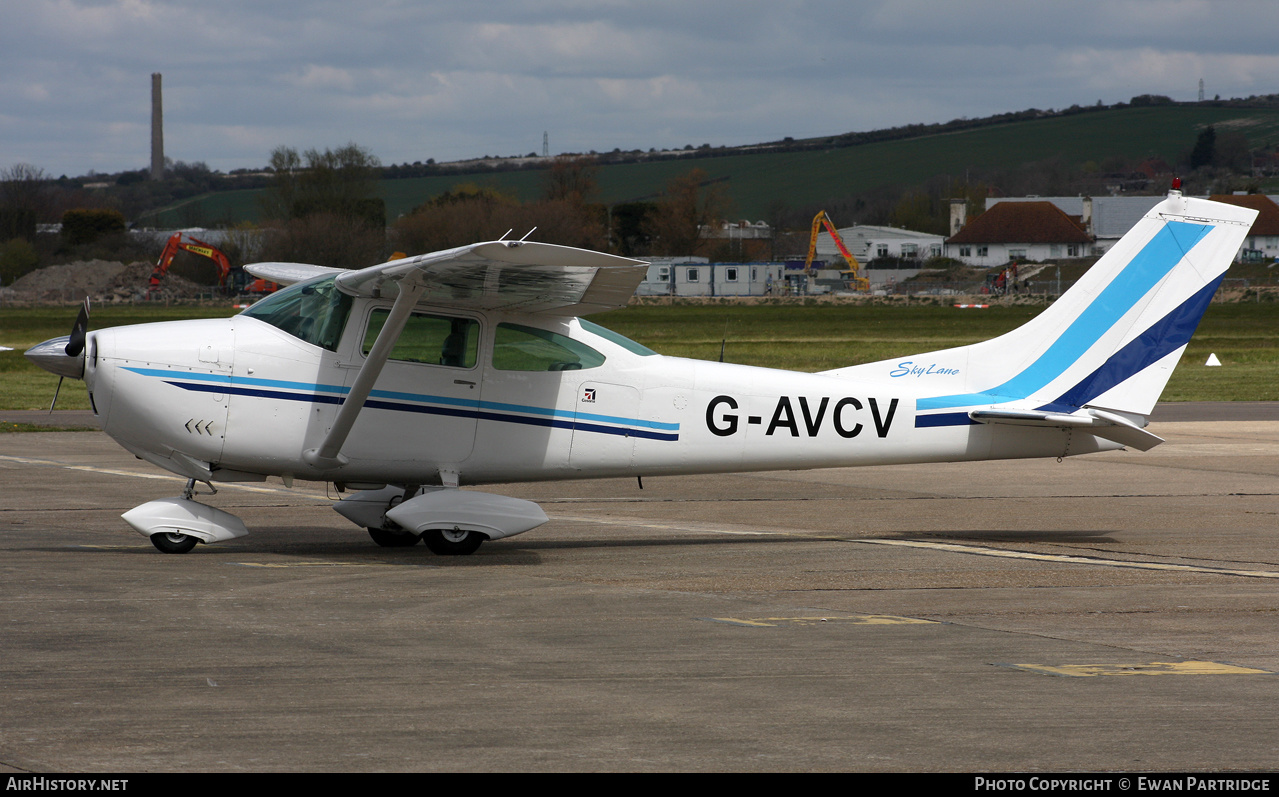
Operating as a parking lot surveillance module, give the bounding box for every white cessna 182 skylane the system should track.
[26,191,1256,555]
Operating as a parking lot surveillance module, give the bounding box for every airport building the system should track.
[813,224,944,264]
[945,201,1094,267]
[636,258,790,297]
[958,194,1279,263]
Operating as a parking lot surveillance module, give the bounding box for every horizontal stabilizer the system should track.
[969,408,1164,451]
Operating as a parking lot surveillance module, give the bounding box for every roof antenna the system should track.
[498,229,513,241]
[518,227,538,242]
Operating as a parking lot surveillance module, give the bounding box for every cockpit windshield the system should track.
[578,318,657,356]
[239,275,353,352]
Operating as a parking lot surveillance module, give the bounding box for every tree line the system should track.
[254,144,730,270]
[0,144,731,284]
[1,110,1274,286]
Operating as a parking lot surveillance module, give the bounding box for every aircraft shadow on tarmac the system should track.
[56,526,1115,566]
[67,525,814,566]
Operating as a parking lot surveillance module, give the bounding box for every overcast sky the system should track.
[4,0,1278,178]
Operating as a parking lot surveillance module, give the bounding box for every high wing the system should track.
[339,240,648,315]
[248,241,648,316]
[259,240,648,470]
[243,262,346,286]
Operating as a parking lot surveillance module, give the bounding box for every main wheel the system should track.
[367,527,421,547]
[150,531,198,554]
[422,528,485,556]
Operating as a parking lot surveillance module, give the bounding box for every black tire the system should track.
[150,531,198,554]
[422,528,485,555]
[367,527,421,547]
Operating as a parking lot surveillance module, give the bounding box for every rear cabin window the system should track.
[240,275,352,352]
[363,309,479,369]
[492,323,605,371]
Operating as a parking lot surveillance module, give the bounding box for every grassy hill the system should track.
[142,104,1279,228]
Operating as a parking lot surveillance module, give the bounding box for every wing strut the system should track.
[303,281,425,470]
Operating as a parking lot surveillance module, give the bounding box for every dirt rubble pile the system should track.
[3,260,208,305]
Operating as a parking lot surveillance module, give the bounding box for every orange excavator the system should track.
[803,211,870,292]
[149,232,277,295]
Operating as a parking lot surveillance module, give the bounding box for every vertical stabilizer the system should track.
[825,193,1256,420]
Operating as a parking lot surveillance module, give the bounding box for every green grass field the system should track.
[3,300,1276,415]
[596,301,1279,402]
[142,104,1279,226]
[1,306,240,411]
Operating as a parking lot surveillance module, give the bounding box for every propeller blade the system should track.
[65,298,89,357]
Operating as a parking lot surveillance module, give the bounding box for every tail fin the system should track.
[828,193,1256,421]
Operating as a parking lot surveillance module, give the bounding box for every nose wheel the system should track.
[124,492,249,553]
[150,531,199,554]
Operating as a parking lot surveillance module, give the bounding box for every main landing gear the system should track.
[421,528,485,556]
[366,527,422,548]
[335,485,547,556]
[365,525,485,554]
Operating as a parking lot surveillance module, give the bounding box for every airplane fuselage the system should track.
[84,295,1110,492]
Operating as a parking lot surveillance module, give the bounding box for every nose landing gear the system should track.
[150,531,199,554]
[122,480,249,554]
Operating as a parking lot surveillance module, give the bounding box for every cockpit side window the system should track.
[240,275,353,352]
[492,323,605,371]
[363,309,479,369]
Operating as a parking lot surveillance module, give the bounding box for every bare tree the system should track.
[393,190,606,255]
[262,143,382,225]
[258,212,386,270]
[643,168,729,256]
[1,163,54,225]
[259,143,387,267]
[542,156,599,205]
[261,147,302,222]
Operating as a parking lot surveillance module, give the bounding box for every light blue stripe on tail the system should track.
[917,220,1212,412]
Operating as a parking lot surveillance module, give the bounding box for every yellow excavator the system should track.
[803,211,869,292]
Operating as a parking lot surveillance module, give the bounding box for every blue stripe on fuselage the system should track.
[125,367,679,440]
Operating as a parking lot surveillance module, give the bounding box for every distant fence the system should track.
[874,277,1277,301]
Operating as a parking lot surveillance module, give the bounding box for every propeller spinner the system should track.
[25,298,90,381]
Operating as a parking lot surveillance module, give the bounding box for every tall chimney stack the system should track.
[150,72,164,180]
